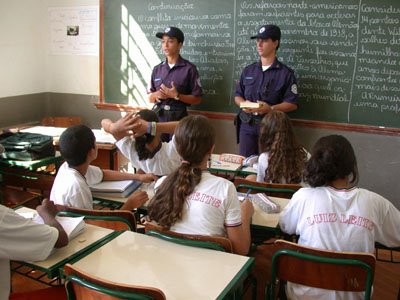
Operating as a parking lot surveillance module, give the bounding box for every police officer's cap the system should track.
[156,27,184,43]
[250,25,281,40]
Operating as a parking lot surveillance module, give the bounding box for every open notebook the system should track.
[16,207,86,241]
[33,214,86,241]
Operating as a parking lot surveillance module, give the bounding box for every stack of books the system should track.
[89,180,142,198]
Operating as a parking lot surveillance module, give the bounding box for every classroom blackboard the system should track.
[102,0,400,129]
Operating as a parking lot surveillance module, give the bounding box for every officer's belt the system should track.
[157,104,187,112]
[239,111,263,125]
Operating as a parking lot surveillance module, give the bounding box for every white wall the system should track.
[0,0,99,99]
[0,0,46,98]
[44,0,99,95]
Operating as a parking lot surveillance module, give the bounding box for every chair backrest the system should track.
[41,116,82,127]
[234,178,301,199]
[144,222,233,253]
[64,263,166,300]
[57,206,137,231]
[267,239,376,300]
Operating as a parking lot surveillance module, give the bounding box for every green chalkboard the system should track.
[102,0,400,129]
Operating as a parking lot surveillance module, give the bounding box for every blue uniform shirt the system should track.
[235,58,298,106]
[149,56,202,109]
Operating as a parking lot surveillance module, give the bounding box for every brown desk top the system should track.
[0,186,41,208]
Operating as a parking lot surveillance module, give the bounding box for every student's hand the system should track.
[240,198,254,223]
[137,173,158,183]
[130,118,149,138]
[122,191,149,210]
[37,199,59,221]
[111,112,141,135]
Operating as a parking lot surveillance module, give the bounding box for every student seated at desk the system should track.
[0,199,68,299]
[279,135,400,300]
[146,115,254,255]
[51,125,156,210]
[246,110,308,184]
[102,109,181,176]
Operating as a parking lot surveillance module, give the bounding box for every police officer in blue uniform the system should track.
[235,24,298,157]
[148,27,202,141]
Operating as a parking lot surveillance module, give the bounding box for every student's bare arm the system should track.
[37,199,68,248]
[102,169,158,183]
[121,191,149,210]
[226,199,253,255]
[131,119,179,137]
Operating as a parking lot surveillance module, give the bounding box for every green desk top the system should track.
[0,154,63,171]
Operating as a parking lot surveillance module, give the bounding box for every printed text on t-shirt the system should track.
[187,192,222,208]
[306,213,374,231]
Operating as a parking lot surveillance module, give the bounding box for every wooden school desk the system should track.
[0,186,41,209]
[20,126,120,170]
[12,207,119,284]
[0,152,64,172]
[71,231,254,300]
[250,196,290,243]
[208,154,242,179]
[208,154,259,179]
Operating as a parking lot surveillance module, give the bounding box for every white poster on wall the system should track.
[49,6,99,55]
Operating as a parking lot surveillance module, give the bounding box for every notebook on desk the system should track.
[209,153,244,172]
[16,207,86,241]
[90,180,142,198]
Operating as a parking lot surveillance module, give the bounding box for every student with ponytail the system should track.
[147,115,254,255]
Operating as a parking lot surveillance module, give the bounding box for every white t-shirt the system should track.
[256,152,271,182]
[155,172,242,236]
[0,205,58,299]
[115,135,181,176]
[50,162,103,209]
[279,186,400,300]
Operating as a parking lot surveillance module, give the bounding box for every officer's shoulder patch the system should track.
[291,84,298,95]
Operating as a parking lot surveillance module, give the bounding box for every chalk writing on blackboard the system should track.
[103,0,400,128]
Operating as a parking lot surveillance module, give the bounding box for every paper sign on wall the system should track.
[49,6,99,55]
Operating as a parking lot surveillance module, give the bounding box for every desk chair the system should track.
[41,116,82,127]
[234,178,301,199]
[57,207,137,232]
[64,263,166,300]
[375,242,400,263]
[266,239,376,300]
[145,222,233,252]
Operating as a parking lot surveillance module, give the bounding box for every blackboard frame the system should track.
[96,0,400,135]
